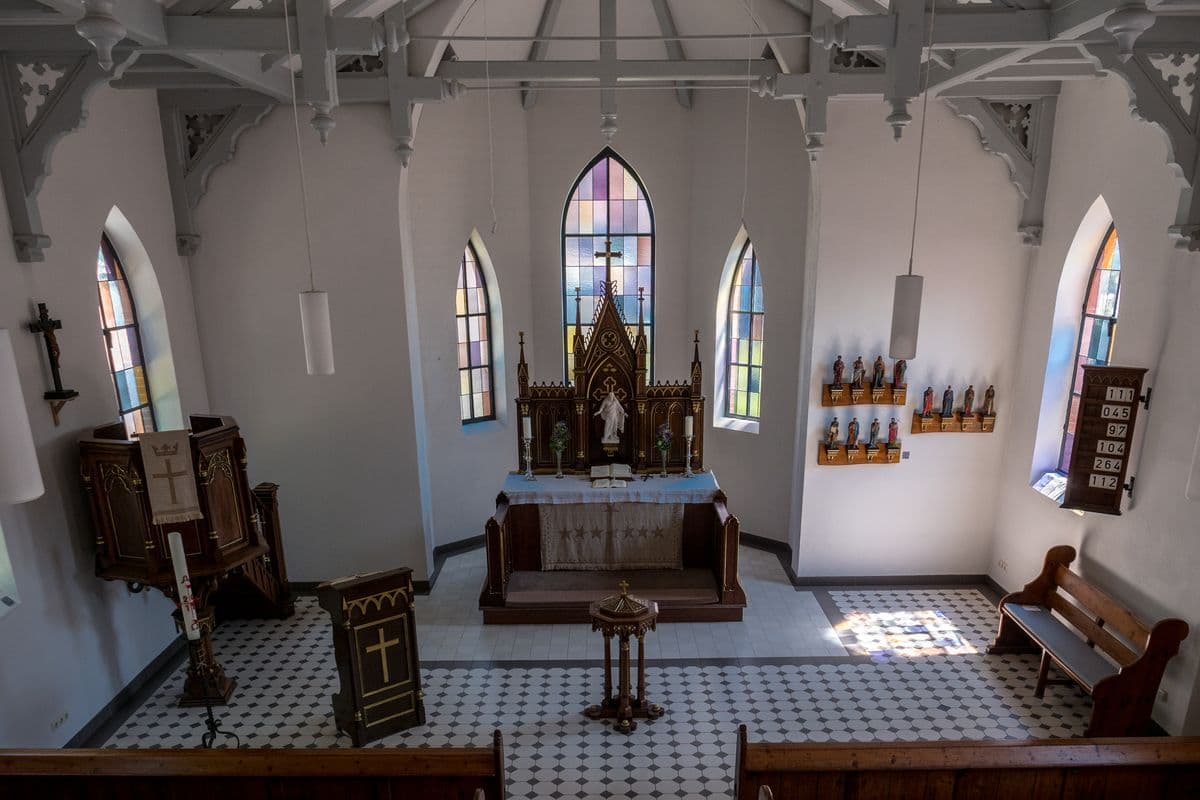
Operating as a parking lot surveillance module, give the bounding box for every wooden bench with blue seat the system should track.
[988,545,1189,737]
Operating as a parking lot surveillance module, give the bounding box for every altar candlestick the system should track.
[522,416,532,436]
[167,531,200,641]
[684,416,694,437]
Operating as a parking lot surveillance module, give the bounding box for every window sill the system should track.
[713,416,759,435]
[1030,471,1086,516]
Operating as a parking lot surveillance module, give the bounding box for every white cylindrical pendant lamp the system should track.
[299,290,335,375]
[888,274,924,360]
[0,329,44,504]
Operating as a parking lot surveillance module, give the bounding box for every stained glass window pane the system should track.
[455,243,496,423]
[725,241,765,421]
[96,235,155,433]
[563,151,654,380]
[1058,226,1120,472]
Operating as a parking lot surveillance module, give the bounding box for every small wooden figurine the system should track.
[982,384,995,416]
[846,418,859,448]
[868,418,880,448]
[963,385,976,415]
[922,386,934,417]
[832,355,845,386]
[893,359,907,387]
[852,356,866,387]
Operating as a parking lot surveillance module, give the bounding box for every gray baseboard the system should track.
[67,634,187,748]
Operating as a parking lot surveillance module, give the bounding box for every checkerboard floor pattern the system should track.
[104,550,1093,800]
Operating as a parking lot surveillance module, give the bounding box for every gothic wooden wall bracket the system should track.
[944,96,1058,246]
[157,91,273,256]
[1084,43,1200,252]
[0,51,118,262]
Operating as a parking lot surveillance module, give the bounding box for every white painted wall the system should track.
[0,86,209,747]
[989,75,1200,735]
[796,97,1030,576]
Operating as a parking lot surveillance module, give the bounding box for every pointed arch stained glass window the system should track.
[97,233,156,436]
[726,241,764,420]
[456,242,495,423]
[561,148,654,381]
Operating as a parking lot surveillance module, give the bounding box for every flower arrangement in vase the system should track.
[548,420,570,478]
[654,423,673,477]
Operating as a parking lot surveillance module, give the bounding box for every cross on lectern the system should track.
[366,627,401,684]
[152,459,188,505]
[595,237,623,288]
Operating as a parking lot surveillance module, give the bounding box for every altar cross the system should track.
[366,627,401,684]
[595,237,623,290]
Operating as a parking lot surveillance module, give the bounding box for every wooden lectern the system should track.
[317,568,425,746]
[80,415,293,706]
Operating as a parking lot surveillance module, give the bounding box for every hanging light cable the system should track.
[739,0,753,230]
[888,3,937,361]
[483,0,498,235]
[283,0,334,375]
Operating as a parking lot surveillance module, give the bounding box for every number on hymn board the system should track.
[1105,423,1128,438]
[1101,404,1131,420]
[1096,439,1126,455]
[1093,456,1123,473]
[1088,473,1119,490]
[1104,386,1136,403]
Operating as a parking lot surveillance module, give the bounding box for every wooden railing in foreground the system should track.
[736,725,1200,799]
[0,730,505,800]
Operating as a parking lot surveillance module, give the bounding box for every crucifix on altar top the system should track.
[595,236,623,291]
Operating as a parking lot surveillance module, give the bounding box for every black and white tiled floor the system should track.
[105,547,1093,799]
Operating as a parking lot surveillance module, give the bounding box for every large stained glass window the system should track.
[97,234,156,435]
[726,241,764,420]
[562,148,653,381]
[456,242,495,423]
[1059,225,1121,472]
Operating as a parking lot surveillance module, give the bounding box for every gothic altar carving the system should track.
[516,237,705,474]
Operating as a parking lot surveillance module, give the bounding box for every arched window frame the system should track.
[1057,224,1121,473]
[456,240,496,424]
[97,232,157,435]
[560,147,655,382]
[725,240,764,421]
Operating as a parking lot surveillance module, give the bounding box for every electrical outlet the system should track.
[998,560,1008,572]
[50,712,69,731]
[901,451,910,460]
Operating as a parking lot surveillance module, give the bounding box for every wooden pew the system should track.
[989,545,1189,736]
[0,730,505,800]
[735,725,1200,799]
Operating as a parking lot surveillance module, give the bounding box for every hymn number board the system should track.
[1062,366,1147,515]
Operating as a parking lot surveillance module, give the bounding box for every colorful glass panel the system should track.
[456,243,495,422]
[562,149,654,381]
[726,241,765,420]
[96,234,155,436]
[1059,225,1121,472]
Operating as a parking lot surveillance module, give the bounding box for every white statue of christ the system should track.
[594,392,628,444]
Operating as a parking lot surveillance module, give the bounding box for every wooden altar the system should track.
[482,261,744,623]
[516,241,705,474]
[80,415,293,705]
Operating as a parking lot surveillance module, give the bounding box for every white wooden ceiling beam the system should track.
[650,0,693,110]
[520,0,563,110]
[438,59,782,83]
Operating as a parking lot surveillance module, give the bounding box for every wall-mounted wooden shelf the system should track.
[817,442,901,465]
[910,410,996,434]
[822,382,907,407]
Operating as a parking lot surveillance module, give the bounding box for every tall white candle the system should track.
[167,531,200,641]
[522,416,532,437]
[684,416,694,437]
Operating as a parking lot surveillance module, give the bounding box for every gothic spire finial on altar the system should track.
[693,329,700,364]
[517,330,528,394]
[638,287,646,337]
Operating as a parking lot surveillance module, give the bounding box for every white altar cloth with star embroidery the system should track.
[499,473,720,570]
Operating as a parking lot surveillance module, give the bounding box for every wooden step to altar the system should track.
[483,569,743,624]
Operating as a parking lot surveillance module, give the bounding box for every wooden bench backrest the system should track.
[736,726,1200,800]
[0,733,505,800]
[1051,564,1150,666]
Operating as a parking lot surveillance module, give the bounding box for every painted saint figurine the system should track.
[827,417,840,446]
[872,356,886,389]
[846,417,859,447]
[852,356,866,387]
[594,392,628,443]
[868,418,881,448]
[963,384,976,415]
[922,386,934,417]
[832,355,845,386]
[982,384,996,416]
[893,359,907,387]
[888,417,899,446]
[941,385,954,417]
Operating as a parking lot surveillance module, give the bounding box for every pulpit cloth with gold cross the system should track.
[138,430,204,525]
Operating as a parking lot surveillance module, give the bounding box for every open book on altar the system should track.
[591,463,633,488]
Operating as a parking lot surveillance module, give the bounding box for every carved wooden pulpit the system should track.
[516,238,705,473]
[317,568,425,746]
[80,415,293,706]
